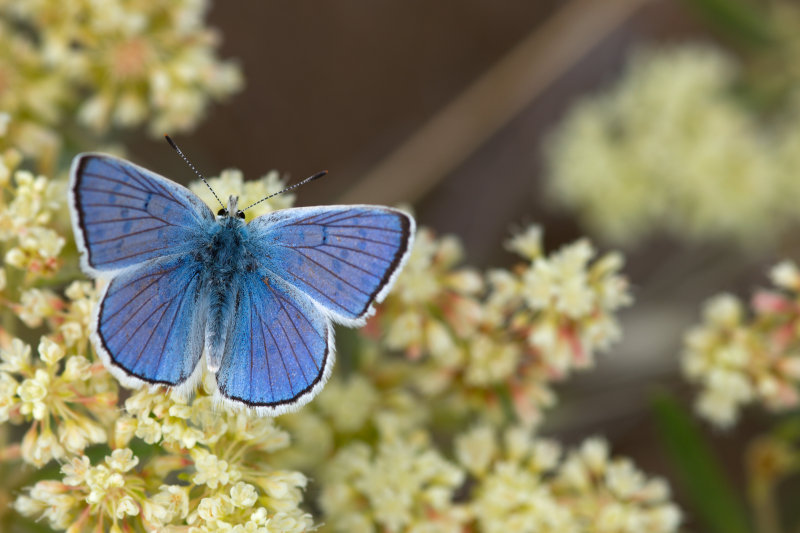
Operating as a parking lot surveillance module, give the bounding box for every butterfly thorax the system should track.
[197,201,260,373]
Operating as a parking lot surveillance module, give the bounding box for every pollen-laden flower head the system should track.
[0,0,242,152]
[456,426,681,533]
[684,261,800,427]
[0,167,65,281]
[381,228,482,358]
[319,430,468,532]
[2,326,116,466]
[18,383,314,531]
[191,448,241,489]
[143,484,190,526]
[378,225,630,424]
[0,27,65,162]
[69,386,315,531]
[16,449,143,530]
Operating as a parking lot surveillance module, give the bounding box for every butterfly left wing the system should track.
[94,254,206,391]
[214,271,331,415]
[70,154,214,275]
[247,206,415,326]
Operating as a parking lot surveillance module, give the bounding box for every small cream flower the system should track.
[115,495,139,519]
[15,288,59,328]
[22,426,65,466]
[455,425,497,477]
[192,449,239,489]
[197,495,233,522]
[18,369,50,420]
[62,456,91,486]
[62,355,91,381]
[106,448,139,473]
[230,482,259,508]
[0,338,31,373]
[145,484,190,525]
[38,336,65,366]
[771,260,800,290]
[135,416,163,444]
[0,372,19,422]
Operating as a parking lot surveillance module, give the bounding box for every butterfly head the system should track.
[217,195,246,222]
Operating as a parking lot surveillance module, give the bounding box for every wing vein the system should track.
[254,298,275,402]
[290,211,375,226]
[299,247,384,278]
[262,317,294,395]
[265,282,322,373]
[151,272,198,376]
[83,172,154,197]
[283,251,371,297]
[80,186,151,202]
[277,318,309,383]
[89,224,170,244]
[299,243,392,264]
[326,233,400,247]
[102,265,181,335]
[317,224,402,233]
[100,243,182,264]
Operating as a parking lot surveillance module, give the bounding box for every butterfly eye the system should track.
[217,208,227,216]
[237,211,245,220]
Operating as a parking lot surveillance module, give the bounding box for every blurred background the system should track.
[111,0,800,529]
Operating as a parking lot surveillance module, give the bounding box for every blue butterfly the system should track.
[68,149,415,415]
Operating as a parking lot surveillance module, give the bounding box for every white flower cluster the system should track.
[0,144,65,279]
[318,425,681,533]
[546,44,800,247]
[0,0,242,159]
[684,261,800,427]
[379,225,631,424]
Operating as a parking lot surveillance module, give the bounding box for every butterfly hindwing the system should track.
[70,154,214,274]
[215,272,331,415]
[247,206,415,325]
[95,253,206,389]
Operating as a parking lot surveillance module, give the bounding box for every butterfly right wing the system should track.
[214,271,332,416]
[94,254,207,390]
[69,154,214,275]
[246,206,414,326]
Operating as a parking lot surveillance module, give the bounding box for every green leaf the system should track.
[651,391,751,533]
[680,0,775,48]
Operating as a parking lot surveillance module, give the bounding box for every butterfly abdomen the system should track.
[197,219,259,372]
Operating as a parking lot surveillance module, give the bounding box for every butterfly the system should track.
[68,144,415,416]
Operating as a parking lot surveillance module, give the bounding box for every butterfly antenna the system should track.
[164,135,224,209]
[242,170,328,211]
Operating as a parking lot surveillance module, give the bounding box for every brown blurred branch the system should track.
[338,0,653,205]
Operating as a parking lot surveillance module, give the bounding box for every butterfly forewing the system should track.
[70,154,214,273]
[247,206,415,325]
